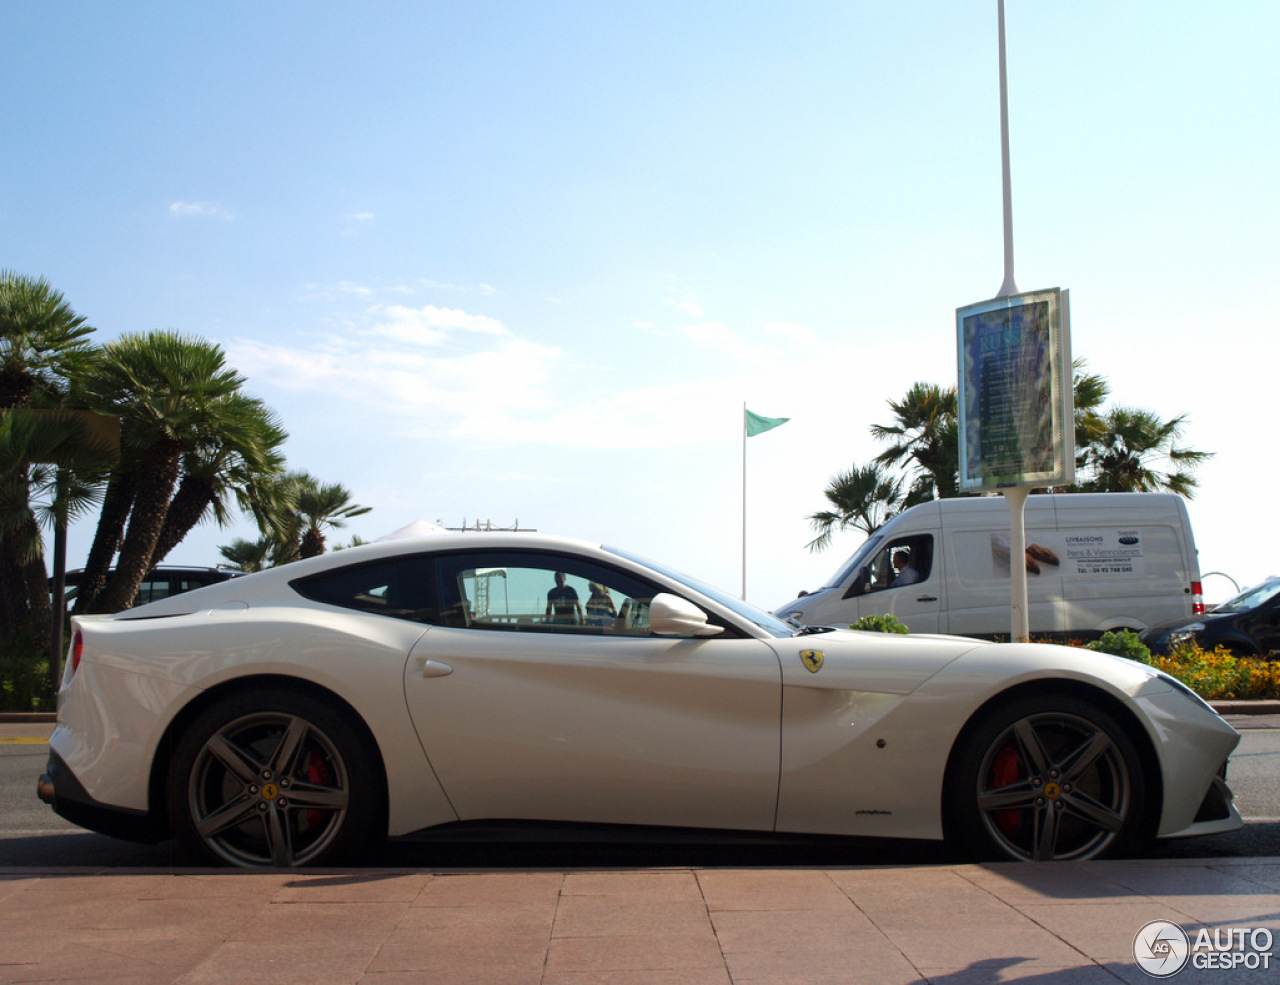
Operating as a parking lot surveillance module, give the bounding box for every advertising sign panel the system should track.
[956,288,1074,492]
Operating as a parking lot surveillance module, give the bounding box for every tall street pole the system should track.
[998,0,1018,301]
[998,0,1028,642]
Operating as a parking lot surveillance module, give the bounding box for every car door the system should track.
[401,549,783,832]
[841,534,942,633]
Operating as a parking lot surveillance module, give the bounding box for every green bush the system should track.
[1084,629,1150,662]
[851,613,910,634]
[0,633,54,712]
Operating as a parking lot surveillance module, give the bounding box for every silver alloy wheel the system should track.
[975,710,1132,861]
[186,710,351,867]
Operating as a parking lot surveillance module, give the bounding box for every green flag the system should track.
[745,408,789,437]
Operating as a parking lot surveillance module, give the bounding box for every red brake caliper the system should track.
[305,750,328,830]
[991,743,1022,836]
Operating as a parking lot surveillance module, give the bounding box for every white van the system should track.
[775,492,1204,640]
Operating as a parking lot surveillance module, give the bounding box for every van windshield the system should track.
[822,535,882,590]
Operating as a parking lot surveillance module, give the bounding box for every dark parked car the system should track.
[1142,576,1280,658]
[58,566,243,609]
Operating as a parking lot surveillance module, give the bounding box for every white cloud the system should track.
[225,288,934,457]
[225,300,562,445]
[670,299,704,317]
[366,304,511,346]
[421,279,499,296]
[169,201,230,219]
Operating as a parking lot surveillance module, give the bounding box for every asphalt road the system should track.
[2,717,1277,869]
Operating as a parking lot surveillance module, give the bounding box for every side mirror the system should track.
[844,564,873,600]
[649,593,724,637]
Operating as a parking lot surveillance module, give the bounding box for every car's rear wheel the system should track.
[948,694,1146,861]
[169,688,381,868]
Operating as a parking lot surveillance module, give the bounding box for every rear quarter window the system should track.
[292,557,437,623]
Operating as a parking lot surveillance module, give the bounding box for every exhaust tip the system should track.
[37,773,56,805]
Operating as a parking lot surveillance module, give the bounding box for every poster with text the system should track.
[957,288,1074,492]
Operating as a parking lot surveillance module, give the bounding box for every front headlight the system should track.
[1156,668,1218,714]
[1168,623,1205,644]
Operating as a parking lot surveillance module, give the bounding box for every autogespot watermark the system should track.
[1134,920,1275,977]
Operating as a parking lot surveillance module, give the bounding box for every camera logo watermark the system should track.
[1134,921,1190,978]
[1134,920,1275,977]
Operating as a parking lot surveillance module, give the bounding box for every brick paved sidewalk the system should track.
[3,859,1279,984]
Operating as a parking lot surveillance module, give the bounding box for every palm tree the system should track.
[217,537,275,573]
[0,410,114,661]
[870,383,959,499]
[0,271,96,410]
[232,471,371,565]
[1068,358,1110,479]
[806,462,908,552]
[76,331,247,613]
[150,394,287,566]
[0,273,99,660]
[1077,406,1212,497]
[295,475,371,558]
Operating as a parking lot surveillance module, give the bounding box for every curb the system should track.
[1209,700,1280,716]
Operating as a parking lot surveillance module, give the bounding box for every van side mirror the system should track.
[649,593,724,637]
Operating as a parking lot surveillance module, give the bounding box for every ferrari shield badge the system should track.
[800,649,824,674]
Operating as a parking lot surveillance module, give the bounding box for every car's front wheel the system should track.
[948,693,1146,861]
[169,688,382,868]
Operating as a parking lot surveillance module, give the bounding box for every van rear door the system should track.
[1055,494,1198,634]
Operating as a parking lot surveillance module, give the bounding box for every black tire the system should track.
[947,693,1146,862]
[169,687,383,868]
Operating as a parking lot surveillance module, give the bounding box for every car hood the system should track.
[1145,610,1237,637]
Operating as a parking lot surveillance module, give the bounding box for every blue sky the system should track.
[4,1,1277,609]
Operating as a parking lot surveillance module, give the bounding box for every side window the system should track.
[433,551,662,637]
[291,556,438,623]
[136,576,171,605]
[846,535,934,597]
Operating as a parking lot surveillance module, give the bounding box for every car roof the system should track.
[101,533,615,619]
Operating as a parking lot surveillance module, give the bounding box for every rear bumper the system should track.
[38,749,164,845]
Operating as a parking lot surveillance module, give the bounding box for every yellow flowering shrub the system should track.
[1144,642,1280,700]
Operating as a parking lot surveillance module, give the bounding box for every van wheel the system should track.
[169,688,382,868]
[947,694,1145,861]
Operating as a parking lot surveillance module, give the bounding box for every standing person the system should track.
[546,572,583,625]
[585,582,617,627]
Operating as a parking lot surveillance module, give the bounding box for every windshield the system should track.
[1213,578,1280,614]
[605,546,797,638]
[821,535,883,590]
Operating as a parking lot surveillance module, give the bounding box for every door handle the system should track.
[416,659,453,678]
[916,595,938,603]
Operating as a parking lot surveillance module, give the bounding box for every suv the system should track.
[60,566,243,609]
[1141,576,1280,658]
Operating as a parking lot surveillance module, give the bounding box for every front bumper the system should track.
[37,748,164,845]
[1159,770,1243,839]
